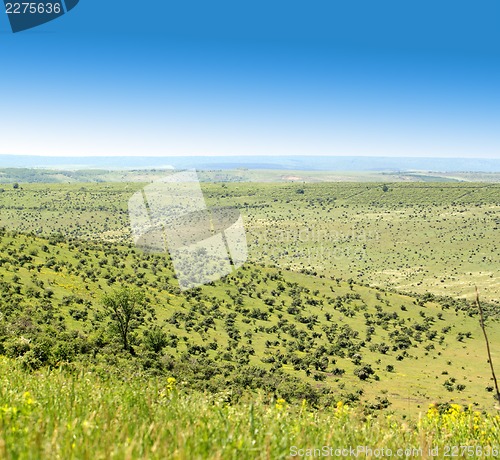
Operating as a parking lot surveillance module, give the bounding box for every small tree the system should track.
[354,364,375,380]
[103,286,145,352]
[143,325,168,353]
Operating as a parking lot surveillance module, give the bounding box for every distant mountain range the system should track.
[0,155,499,172]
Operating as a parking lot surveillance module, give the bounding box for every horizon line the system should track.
[1,154,499,160]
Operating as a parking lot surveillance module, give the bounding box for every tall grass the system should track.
[0,357,499,459]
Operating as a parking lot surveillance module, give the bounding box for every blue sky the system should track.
[0,0,499,158]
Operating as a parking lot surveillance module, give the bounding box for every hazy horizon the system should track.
[1,154,499,173]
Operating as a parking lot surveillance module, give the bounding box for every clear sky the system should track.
[0,0,499,158]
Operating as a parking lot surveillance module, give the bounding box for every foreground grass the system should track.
[1,358,499,459]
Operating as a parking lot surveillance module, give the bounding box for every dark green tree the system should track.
[103,286,145,352]
[143,325,168,353]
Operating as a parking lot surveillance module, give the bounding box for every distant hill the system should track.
[0,155,499,173]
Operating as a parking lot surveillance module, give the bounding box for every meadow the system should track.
[0,175,499,458]
[1,356,499,459]
[0,180,498,301]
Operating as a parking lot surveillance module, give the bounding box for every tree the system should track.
[102,286,145,352]
[143,325,168,353]
[354,364,375,381]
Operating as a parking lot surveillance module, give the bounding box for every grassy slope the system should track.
[0,181,498,301]
[0,231,498,416]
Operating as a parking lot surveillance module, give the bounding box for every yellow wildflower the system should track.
[275,398,286,410]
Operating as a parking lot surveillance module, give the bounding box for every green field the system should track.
[1,167,500,184]
[1,181,498,301]
[0,176,499,457]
